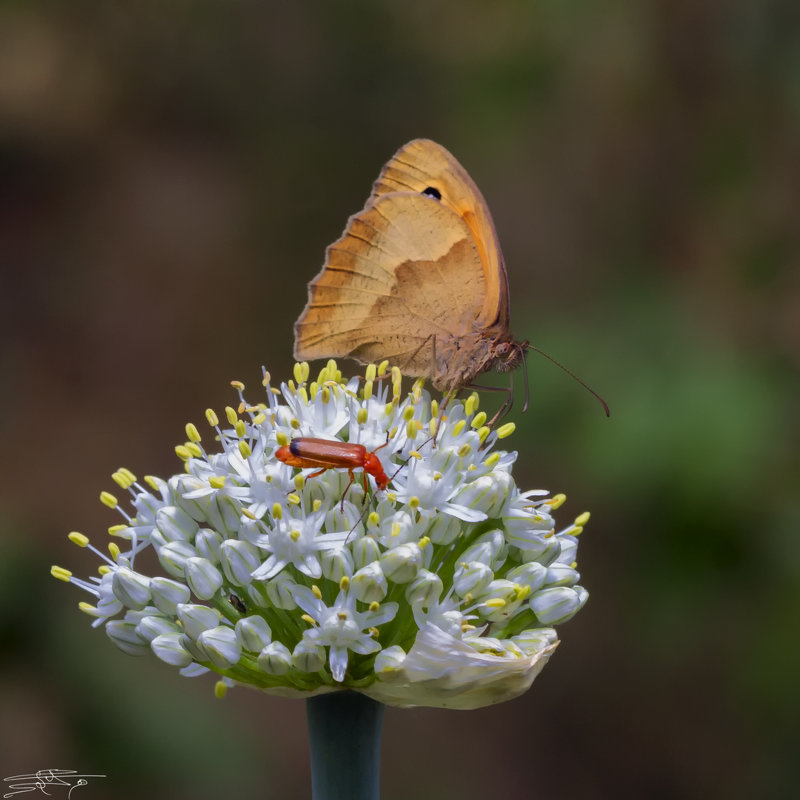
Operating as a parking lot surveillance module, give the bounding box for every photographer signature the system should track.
[3,769,105,799]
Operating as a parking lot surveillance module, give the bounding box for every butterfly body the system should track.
[294,139,528,393]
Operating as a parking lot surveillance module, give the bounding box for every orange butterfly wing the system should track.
[294,139,513,390]
[368,139,510,331]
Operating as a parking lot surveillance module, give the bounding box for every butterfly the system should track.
[293,138,527,400]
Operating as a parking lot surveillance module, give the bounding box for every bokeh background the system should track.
[2,2,798,798]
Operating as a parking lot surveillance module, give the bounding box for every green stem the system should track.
[306,692,384,800]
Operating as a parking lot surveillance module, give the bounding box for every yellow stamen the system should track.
[51,566,72,582]
[496,422,516,439]
[100,491,118,508]
[483,452,501,468]
[185,423,201,443]
[471,411,487,429]
[185,442,202,459]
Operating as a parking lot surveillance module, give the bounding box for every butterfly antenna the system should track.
[520,345,530,413]
[525,343,610,417]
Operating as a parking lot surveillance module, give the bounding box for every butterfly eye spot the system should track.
[421,186,442,200]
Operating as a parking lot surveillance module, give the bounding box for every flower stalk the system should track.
[307,692,384,800]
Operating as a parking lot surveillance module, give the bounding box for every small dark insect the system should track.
[228,593,246,614]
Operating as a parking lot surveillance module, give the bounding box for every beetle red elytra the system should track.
[275,437,390,499]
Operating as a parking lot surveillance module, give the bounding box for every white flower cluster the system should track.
[53,361,589,709]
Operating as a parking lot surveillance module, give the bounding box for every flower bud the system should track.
[291,640,326,673]
[545,563,579,587]
[156,506,199,543]
[235,615,272,652]
[150,577,191,615]
[374,645,407,677]
[476,579,529,622]
[351,535,382,569]
[511,628,558,656]
[321,547,354,583]
[135,614,180,642]
[205,494,243,537]
[197,626,241,669]
[176,603,221,639]
[172,475,212,521]
[157,541,198,578]
[219,539,260,586]
[506,562,548,594]
[404,569,443,608]
[258,641,292,675]
[195,528,224,563]
[380,543,423,584]
[423,513,460,545]
[460,529,507,569]
[453,561,494,598]
[351,562,388,603]
[453,471,512,517]
[111,568,151,610]
[530,587,584,625]
[184,557,224,600]
[151,632,194,667]
[265,572,298,610]
[106,620,149,656]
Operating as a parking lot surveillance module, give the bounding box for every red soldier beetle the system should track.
[275,436,390,505]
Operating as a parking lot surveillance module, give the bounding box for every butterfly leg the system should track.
[465,371,515,427]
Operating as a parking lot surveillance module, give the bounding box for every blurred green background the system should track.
[1,2,798,798]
